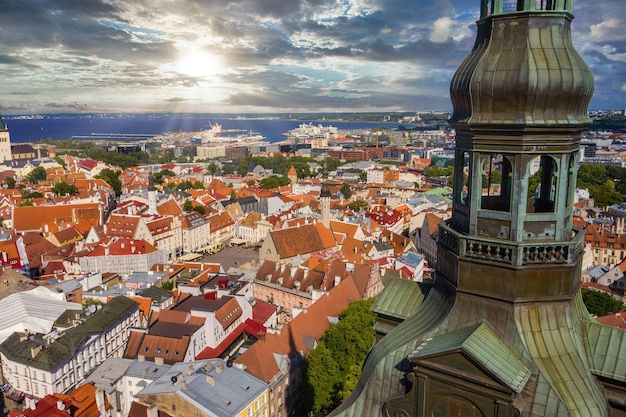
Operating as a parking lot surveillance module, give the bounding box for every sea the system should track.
[3,114,416,144]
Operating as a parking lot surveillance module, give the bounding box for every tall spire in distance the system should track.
[320,157,331,228]
[0,113,12,162]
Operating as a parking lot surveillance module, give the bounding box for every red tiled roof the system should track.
[13,203,102,232]
[269,223,335,259]
[87,238,158,256]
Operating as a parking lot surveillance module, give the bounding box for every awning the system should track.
[177,253,202,261]
[244,318,267,337]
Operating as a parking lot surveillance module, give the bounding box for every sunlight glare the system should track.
[175,49,225,78]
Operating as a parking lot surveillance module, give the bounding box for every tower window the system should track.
[455,151,471,206]
[527,156,557,213]
[481,154,512,212]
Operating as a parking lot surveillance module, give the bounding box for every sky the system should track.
[0,0,624,114]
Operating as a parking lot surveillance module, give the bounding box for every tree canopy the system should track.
[26,166,47,184]
[95,168,122,195]
[52,182,78,196]
[259,175,290,189]
[340,182,352,199]
[577,164,625,207]
[301,298,376,415]
[582,288,624,316]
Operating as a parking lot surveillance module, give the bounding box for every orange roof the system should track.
[157,198,183,216]
[124,332,191,364]
[269,223,336,259]
[13,202,102,232]
[128,295,152,323]
[234,275,361,382]
[54,382,111,417]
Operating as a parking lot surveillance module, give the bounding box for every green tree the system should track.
[193,205,206,215]
[301,298,376,414]
[424,165,453,178]
[4,177,15,189]
[26,166,47,184]
[22,190,43,199]
[236,163,249,177]
[259,175,290,189]
[582,288,624,316]
[53,156,67,168]
[208,162,219,175]
[52,182,78,196]
[161,280,174,291]
[183,200,194,212]
[19,198,34,206]
[95,168,122,195]
[340,182,352,199]
[593,179,623,208]
[302,342,341,413]
[153,169,176,184]
[83,298,105,309]
[347,199,368,212]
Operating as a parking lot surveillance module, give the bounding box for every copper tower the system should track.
[331,1,626,416]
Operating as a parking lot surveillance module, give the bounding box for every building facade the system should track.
[0,296,139,400]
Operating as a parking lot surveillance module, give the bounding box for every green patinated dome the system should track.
[450,9,594,126]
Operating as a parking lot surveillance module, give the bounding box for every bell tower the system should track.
[328,2,626,417]
[440,0,594,302]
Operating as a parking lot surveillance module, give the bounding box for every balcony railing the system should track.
[439,222,584,267]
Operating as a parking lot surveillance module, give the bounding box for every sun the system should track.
[175,49,225,78]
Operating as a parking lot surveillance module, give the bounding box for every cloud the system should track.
[429,17,455,43]
[0,0,623,113]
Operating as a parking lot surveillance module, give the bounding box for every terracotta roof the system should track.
[13,203,102,232]
[124,332,191,364]
[269,223,335,259]
[48,226,83,246]
[128,402,172,417]
[146,217,172,236]
[107,214,141,238]
[208,211,234,232]
[215,297,243,330]
[595,311,626,329]
[235,276,361,382]
[157,198,183,216]
[87,238,158,256]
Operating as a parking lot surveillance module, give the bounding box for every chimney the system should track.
[206,375,215,386]
[138,354,145,362]
[31,345,42,359]
[216,363,224,373]
[155,356,164,366]
[147,405,159,417]
[95,388,106,417]
[188,365,194,376]
[182,380,187,391]
[334,275,341,287]
[57,400,66,411]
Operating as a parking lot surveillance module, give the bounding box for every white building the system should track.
[0,296,139,400]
